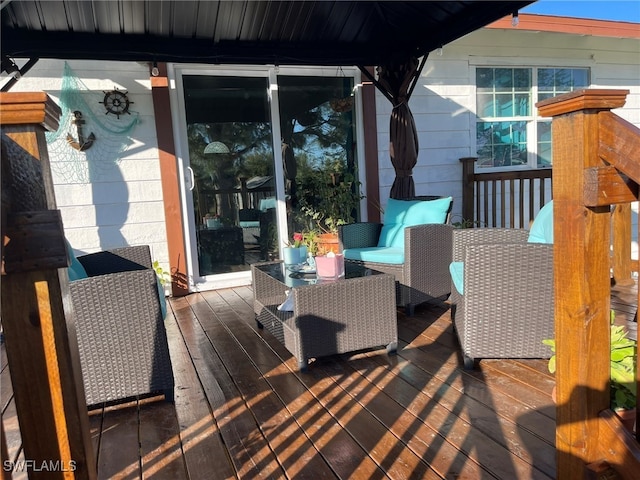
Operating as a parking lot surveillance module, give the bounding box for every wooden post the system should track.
[0,92,96,479]
[537,89,629,478]
[459,157,477,226]
[150,63,189,296]
[612,203,634,286]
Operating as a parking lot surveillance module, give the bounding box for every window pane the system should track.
[477,67,532,119]
[513,69,531,91]
[538,69,554,89]
[495,68,513,92]
[476,121,528,168]
[572,69,589,88]
[538,68,590,98]
[476,93,495,117]
[554,69,573,89]
[476,68,494,90]
[514,93,530,116]
[538,92,555,103]
[495,93,514,117]
[537,121,552,167]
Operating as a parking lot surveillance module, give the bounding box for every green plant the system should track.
[286,232,305,248]
[302,230,320,256]
[298,171,364,234]
[543,311,637,410]
[153,260,171,286]
[450,215,485,229]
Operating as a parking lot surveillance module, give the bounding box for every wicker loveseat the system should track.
[449,201,554,369]
[67,244,174,407]
[339,196,454,315]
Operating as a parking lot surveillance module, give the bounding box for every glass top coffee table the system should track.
[251,261,398,371]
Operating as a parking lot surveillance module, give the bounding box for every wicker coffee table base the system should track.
[252,262,398,371]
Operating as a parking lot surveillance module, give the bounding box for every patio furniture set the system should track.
[252,196,555,372]
[65,196,555,407]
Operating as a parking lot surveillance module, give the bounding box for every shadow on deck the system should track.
[2,280,637,479]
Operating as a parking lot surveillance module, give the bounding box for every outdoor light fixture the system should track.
[512,11,519,27]
[436,46,443,56]
[151,61,159,77]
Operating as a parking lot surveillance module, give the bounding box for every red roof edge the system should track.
[487,13,640,39]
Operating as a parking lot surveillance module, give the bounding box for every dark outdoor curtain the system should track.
[376,57,420,199]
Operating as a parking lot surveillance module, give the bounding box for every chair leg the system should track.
[386,341,398,355]
[462,354,475,370]
[164,388,175,403]
[298,359,308,372]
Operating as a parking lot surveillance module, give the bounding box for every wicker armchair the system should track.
[450,228,554,369]
[68,245,174,406]
[339,197,454,315]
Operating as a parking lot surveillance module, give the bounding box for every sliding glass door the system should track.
[174,67,362,291]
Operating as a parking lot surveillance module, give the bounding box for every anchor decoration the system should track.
[66,110,96,151]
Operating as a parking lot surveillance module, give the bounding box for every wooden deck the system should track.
[2,281,637,479]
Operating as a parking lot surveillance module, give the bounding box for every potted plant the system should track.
[543,312,637,431]
[283,232,307,265]
[298,171,364,253]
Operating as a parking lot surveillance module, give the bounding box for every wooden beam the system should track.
[0,92,61,132]
[583,166,638,206]
[1,92,96,479]
[538,90,624,478]
[599,111,640,185]
[150,64,189,297]
[594,410,640,477]
[611,204,634,287]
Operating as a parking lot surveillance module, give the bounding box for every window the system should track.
[476,67,589,169]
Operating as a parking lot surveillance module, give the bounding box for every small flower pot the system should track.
[317,233,340,254]
[283,246,307,265]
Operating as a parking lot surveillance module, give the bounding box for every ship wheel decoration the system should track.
[100,88,133,119]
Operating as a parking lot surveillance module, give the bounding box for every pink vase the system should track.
[315,254,345,279]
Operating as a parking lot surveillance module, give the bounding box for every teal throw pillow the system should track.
[65,240,88,281]
[377,198,410,247]
[387,196,453,248]
[527,200,554,244]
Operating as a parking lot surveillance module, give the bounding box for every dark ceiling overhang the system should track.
[1,1,534,67]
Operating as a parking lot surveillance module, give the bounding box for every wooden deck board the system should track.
[1,281,638,479]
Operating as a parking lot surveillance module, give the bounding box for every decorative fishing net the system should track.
[45,62,140,184]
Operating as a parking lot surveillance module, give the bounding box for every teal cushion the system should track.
[449,261,464,295]
[403,196,452,226]
[344,247,405,265]
[379,197,452,248]
[65,240,88,281]
[377,198,410,247]
[259,197,276,211]
[527,200,554,244]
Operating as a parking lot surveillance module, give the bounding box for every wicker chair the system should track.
[450,228,554,369]
[339,196,454,315]
[68,245,174,407]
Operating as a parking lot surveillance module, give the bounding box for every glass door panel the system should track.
[182,75,278,280]
[276,75,360,238]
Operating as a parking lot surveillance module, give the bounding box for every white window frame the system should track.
[472,64,590,172]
